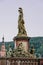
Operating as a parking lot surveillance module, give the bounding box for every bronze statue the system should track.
[17,8,27,36]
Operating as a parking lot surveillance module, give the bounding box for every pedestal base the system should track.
[13,36,30,52]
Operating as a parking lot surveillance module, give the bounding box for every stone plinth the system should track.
[13,36,30,52]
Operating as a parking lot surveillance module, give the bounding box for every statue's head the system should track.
[18,7,23,14]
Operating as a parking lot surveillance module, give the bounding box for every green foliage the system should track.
[5,41,14,51]
[30,37,43,57]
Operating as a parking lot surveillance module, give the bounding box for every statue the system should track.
[17,7,27,36]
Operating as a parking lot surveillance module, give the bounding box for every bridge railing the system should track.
[0,57,43,65]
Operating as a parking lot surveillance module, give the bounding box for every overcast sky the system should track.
[0,0,43,41]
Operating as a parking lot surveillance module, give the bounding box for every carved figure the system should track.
[18,8,27,36]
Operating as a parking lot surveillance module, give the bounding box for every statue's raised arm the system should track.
[17,7,27,36]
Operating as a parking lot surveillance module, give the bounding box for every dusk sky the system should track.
[0,0,43,41]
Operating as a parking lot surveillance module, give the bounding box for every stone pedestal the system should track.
[13,36,30,52]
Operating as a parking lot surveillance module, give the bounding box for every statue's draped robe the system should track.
[18,8,27,36]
